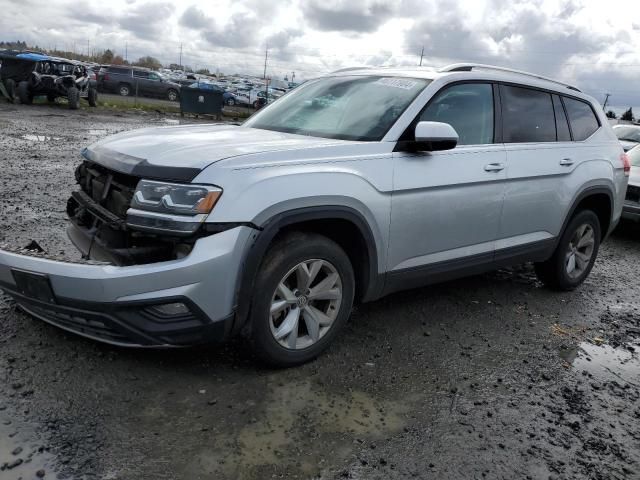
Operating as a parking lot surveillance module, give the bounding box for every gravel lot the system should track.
[0,102,639,480]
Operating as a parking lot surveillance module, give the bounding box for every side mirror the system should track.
[413,121,458,151]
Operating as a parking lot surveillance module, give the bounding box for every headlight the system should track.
[126,180,222,235]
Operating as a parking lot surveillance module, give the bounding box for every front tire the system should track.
[67,86,80,110]
[248,232,355,367]
[88,87,97,107]
[535,210,601,290]
[4,79,16,102]
[118,83,130,96]
[17,81,32,105]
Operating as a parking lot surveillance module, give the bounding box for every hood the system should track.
[83,124,343,182]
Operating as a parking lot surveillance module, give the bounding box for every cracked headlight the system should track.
[126,180,222,235]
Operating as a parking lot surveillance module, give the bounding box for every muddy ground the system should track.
[0,102,639,480]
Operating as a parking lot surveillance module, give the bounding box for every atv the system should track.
[0,52,97,109]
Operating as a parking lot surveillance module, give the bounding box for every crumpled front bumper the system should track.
[0,226,254,346]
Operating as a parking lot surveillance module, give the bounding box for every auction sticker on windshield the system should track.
[375,78,418,89]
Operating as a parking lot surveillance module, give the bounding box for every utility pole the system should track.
[179,43,183,69]
[419,46,424,66]
[263,45,268,79]
[603,93,611,111]
[125,42,128,62]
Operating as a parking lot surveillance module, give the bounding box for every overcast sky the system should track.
[2,0,640,106]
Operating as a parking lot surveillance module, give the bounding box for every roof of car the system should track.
[328,64,595,102]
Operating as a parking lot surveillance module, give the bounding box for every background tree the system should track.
[621,107,634,122]
[112,55,125,65]
[196,68,211,75]
[168,63,181,70]
[100,49,114,64]
[606,110,617,119]
[133,56,162,70]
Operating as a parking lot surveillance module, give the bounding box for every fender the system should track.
[556,185,614,246]
[231,206,382,333]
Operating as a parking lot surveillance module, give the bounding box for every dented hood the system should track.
[82,124,341,182]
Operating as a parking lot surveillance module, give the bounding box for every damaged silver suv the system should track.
[0,64,629,366]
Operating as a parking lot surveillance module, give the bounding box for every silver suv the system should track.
[0,64,630,366]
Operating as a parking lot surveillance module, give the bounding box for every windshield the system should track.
[244,75,430,141]
[614,126,640,143]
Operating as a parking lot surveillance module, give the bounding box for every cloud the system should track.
[179,5,210,30]
[265,29,304,61]
[202,12,260,48]
[302,0,394,33]
[118,2,175,41]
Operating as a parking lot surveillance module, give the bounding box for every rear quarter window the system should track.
[563,97,600,141]
[108,67,130,75]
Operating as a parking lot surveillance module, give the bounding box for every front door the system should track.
[388,82,506,286]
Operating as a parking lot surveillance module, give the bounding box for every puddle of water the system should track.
[87,129,107,136]
[563,341,640,385]
[188,381,409,480]
[0,413,57,478]
[21,134,61,142]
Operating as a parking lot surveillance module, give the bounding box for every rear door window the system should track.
[553,95,572,141]
[419,83,494,145]
[501,85,556,143]
[108,67,130,75]
[133,70,150,79]
[563,97,600,141]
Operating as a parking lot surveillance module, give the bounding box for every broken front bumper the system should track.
[0,226,254,346]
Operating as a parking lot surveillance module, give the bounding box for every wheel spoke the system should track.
[305,305,334,327]
[277,282,296,303]
[274,307,300,341]
[296,260,323,290]
[302,308,320,342]
[566,253,576,274]
[270,299,289,316]
[310,272,339,298]
[575,252,590,269]
[309,287,341,301]
[577,228,594,248]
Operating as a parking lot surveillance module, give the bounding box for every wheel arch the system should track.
[232,205,383,334]
[560,185,614,242]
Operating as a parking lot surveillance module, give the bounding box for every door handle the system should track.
[559,158,574,166]
[484,163,505,172]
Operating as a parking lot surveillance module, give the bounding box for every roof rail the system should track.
[438,63,581,92]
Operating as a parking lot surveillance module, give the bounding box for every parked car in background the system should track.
[622,145,640,222]
[612,124,640,151]
[97,66,181,101]
[0,63,628,366]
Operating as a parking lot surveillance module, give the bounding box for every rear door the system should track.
[132,70,150,95]
[389,82,507,282]
[497,85,600,259]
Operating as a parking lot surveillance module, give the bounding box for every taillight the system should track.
[103,73,109,81]
[622,153,631,177]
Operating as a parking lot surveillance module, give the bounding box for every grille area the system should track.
[626,184,640,204]
[19,302,135,345]
[75,161,138,218]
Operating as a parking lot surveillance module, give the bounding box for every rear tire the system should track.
[88,87,98,107]
[17,81,32,105]
[535,210,601,290]
[67,87,80,110]
[118,83,130,96]
[4,79,16,102]
[167,89,178,102]
[248,232,355,367]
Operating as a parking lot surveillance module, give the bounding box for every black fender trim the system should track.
[232,206,382,334]
[558,186,614,245]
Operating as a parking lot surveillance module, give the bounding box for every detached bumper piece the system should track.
[5,285,232,347]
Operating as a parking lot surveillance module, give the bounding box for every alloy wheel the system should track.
[565,223,595,279]
[269,259,343,350]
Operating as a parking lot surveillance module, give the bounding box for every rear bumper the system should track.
[0,226,254,346]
